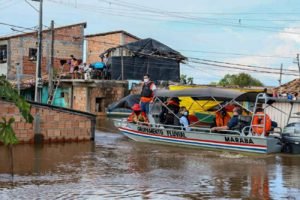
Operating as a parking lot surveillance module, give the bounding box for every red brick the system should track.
[0,100,93,143]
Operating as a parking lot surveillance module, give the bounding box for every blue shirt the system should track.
[180,116,191,131]
[227,115,239,129]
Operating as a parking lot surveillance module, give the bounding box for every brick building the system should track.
[58,79,129,115]
[0,22,86,79]
[85,30,139,64]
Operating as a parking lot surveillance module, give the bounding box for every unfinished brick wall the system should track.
[70,80,128,114]
[73,86,88,112]
[89,82,128,114]
[3,23,85,78]
[86,32,139,65]
[0,99,95,143]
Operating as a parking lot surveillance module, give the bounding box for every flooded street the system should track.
[1,118,300,199]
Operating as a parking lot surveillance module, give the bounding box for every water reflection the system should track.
[0,118,299,199]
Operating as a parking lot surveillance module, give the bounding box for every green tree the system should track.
[187,77,194,85]
[180,74,194,85]
[180,74,187,84]
[0,75,33,177]
[218,73,263,87]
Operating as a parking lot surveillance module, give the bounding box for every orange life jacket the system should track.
[251,112,271,136]
[127,112,149,124]
[215,111,231,127]
[140,82,155,103]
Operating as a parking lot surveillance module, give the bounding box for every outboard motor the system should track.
[282,122,300,154]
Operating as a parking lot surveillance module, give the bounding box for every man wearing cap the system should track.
[128,104,149,124]
[140,74,156,114]
[211,107,242,132]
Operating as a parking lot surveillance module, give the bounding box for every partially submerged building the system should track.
[58,80,129,115]
[100,38,186,81]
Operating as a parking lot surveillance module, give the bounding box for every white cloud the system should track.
[213,25,300,86]
[278,27,300,44]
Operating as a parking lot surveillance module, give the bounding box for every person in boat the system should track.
[127,104,149,124]
[210,107,242,132]
[211,108,231,128]
[252,108,272,136]
[140,74,157,114]
[159,97,181,126]
[179,107,191,131]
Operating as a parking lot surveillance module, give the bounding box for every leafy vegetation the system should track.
[0,75,33,145]
[217,73,263,87]
[180,74,194,85]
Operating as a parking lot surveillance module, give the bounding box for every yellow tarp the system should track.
[169,85,263,115]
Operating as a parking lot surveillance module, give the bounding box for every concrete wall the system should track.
[86,32,138,64]
[2,23,85,79]
[0,99,95,143]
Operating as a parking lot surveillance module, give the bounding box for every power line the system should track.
[2,22,299,77]
[189,57,299,73]
[45,0,300,35]
[179,49,294,59]
[188,60,299,76]
[99,0,300,33]
[24,0,39,12]
[0,22,37,31]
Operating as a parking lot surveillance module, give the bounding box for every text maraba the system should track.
[166,130,186,138]
[225,136,254,144]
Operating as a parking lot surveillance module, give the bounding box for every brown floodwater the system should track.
[0,117,300,199]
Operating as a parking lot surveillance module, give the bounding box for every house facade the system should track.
[0,22,86,79]
[85,30,139,65]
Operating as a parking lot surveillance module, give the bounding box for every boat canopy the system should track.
[107,94,140,111]
[154,87,262,102]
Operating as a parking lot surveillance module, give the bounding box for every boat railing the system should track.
[115,118,278,138]
[115,118,250,136]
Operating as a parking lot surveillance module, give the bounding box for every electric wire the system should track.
[1,22,300,77]
[45,0,300,35]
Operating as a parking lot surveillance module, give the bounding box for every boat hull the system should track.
[119,124,282,154]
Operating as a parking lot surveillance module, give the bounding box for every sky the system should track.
[1,0,300,86]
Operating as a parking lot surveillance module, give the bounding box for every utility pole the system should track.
[279,64,283,95]
[120,33,125,80]
[33,0,43,102]
[279,64,283,86]
[121,47,124,80]
[296,54,300,78]
[16,63,21,95]
[48,20,54,99]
